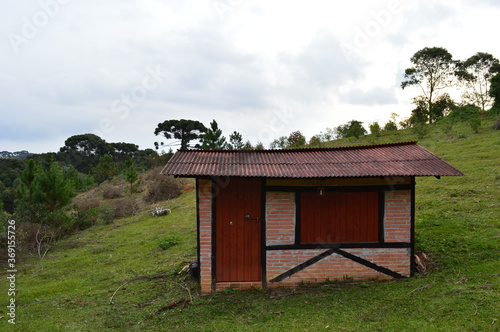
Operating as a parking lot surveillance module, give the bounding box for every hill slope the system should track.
[1,118,499,331]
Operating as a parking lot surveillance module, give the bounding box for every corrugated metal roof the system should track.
[160,141,464,178]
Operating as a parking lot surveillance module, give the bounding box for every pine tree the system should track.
[33,160,75,212]
[125,159,138,194]
[228,131,244,150]
[201,120,229,149]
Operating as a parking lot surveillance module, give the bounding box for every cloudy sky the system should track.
[1,0,499,153]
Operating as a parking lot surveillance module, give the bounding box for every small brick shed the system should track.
[161,141,463,294]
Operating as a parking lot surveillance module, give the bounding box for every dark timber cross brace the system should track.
[269,248,406,283]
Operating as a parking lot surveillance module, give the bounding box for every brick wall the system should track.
[384,190,411,242]
[267,248,410,285]
[198,179,212,294]
[266,192,295,245]
[263,186,412,289]
[201,179,413,293]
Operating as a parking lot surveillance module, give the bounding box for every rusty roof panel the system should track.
[161,141,464,178]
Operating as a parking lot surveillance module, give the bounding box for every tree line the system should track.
[1,45,499,243]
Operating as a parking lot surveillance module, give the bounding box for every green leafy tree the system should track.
[228,131,244,150]
[154,119,207,149]
[383,121,398,131]
[254,142,265,150]
[449,104,482,133]
[335,120,367,139]
[412,122,429,139]
[457,52,500,111]
[269,136,289,149]
[402,47,457,122]
[409,93,454,125]
[318,128,335,142]
[309,135,322,147]
[430,93,454,122]
[201,120,228,149]
[287,131,306,148]
[490,73,500,115]
[409,97,429,126]
[369,122,381,136]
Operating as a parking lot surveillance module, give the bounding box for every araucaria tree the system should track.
[401,47,457,123]
[456,52,500,111]
[154,119,207,150]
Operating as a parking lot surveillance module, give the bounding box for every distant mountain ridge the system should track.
[0,150,31,159]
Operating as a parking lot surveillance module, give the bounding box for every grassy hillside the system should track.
[1,117,499,331]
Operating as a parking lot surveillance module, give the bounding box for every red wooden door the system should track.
[216,178,262,282]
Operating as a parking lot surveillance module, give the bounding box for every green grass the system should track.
[1,117,499,331]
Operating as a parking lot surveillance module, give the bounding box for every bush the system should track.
[143,170,182,203]
[45,209,75,236]
[158,234,179,250]
[75,199,100,212]
[73,207,99,231]
[183,184,195,193]
[468,116,481,133]
[369,122,381,137]
[493,120,500,130]
[112,197,138,219]
[102,186,123,199]
[439,118,455,137]
[383,121,398,131]
[14,201,49,224]
[97,205,115,224]
[412,122,429,139]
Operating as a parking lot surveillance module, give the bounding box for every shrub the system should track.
[75,199,100,212]
[412,122,429,139]
[438,117,455,138]
[73,207,99,231]
[183,184,195,193]
[143,171,182,203]
[383,121,398,131]
[468,116,481,133]
[97,205,115,224]
[493,120,500,130]
[14,200,49,224]
[102,186,123,199]
[369,122,381,137]
[158,234,179,250]
[112,197,138,219]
